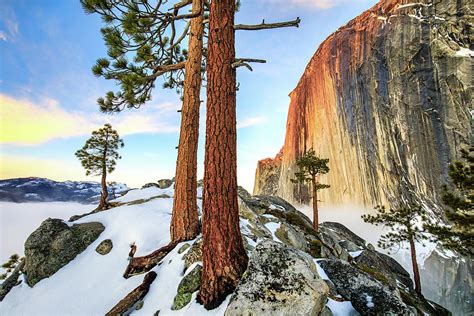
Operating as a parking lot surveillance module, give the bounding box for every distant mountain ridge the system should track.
[0,177,129,204]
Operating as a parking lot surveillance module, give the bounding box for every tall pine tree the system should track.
[291,148,330,232]
[81,0,204,243]
[76,124,124,210]
[362,205,433,296]
[198,2,300,309]
[426,146,473,256]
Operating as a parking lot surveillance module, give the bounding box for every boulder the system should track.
[275,222,306,250]
[319,259,412,315]
[353,250,413,290]
[141,183,160,189]
[225,240,328,316]
[157,179,173,189]
[182,238,202,270]
[177,243,190,254]
[95,239,113,255]
[24,218,104,286]
[171,265,202,310]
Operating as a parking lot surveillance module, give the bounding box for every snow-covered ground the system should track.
[0,202,96,263]
[0,187,224,316]
[1,188,443,315]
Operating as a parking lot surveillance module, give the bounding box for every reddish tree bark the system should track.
[312,176,319,232]
[197,0,248,309]
[170,0,204,242]
[106,271,157,315]
[98,137,109,210]
[409,238,422,296]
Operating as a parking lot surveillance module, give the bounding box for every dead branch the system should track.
[106,271,157,316]
[123,242,178,278]
[147,61,186,79]
[232,58,266,71]
[234,17,300,31]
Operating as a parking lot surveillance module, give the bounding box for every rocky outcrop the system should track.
[319,259,412,315]
[225,240,329,316]
[236,191,451,315]
[24,218,104,286]
[254,0,473,209]
[172,265,202,310]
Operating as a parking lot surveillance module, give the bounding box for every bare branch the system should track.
[232,58,266,71]
[234,17,300,31]
[147,61,186,79]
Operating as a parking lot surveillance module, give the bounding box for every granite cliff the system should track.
[254,0,473,209]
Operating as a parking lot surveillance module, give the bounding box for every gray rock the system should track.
[319,259,412,315]
[353,250,413,290]
[225,240,328,316]
[171,265,202,310]
[141,182,160,189]
[177,243,190,254]
[95,239,113,255]
[275,222,306,250]
[182,238,202,270]
[24,218,104,286]
[157,179,173,189]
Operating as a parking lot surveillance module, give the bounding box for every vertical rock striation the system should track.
[254,0,473,209]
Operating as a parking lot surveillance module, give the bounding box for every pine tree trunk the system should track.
[98,144,108,210]
[170,0,203,243]
[198,0,248,309]
[409,237,422,296]
[312,179,319,232]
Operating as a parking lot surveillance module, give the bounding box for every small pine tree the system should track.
[75,124,124,210]
[426,146,473,256]
[291,148,330,232]
[362,205,433,296]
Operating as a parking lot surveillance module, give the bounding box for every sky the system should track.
[0,0,377,191]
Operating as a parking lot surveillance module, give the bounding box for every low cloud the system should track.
[237,116,266,129]
[0,93,179,146]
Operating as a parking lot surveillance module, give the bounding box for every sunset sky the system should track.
[0,0,377,191]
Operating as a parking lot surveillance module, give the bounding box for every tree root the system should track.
[123,242,178,278]
[106,271,157,316]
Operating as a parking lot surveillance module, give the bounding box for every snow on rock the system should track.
[326,298,359,316]
[112,185,174,203]
[455,47,474,57]
[349,250,363,258]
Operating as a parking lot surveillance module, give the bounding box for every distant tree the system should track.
[291,148,330,232]
[426,146,473,256]
[362,205,433,296]
[76,124,124,210]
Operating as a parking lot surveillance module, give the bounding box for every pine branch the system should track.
[234,17,300,31]
[147,61,186,79]
[232,58,266,71]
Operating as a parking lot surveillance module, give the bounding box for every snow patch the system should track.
[326,298,359,316]
[349,250,364,258]
[314,259,330,280]
[455,47,474,57]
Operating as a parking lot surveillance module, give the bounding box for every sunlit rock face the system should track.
[254,0,472,208]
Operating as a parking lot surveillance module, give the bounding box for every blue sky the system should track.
[0,0,377,190]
